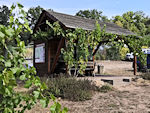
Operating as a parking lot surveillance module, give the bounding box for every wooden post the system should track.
[48,41,51,74]
[33,41,35,67]
[134,55,137,75]
[50,37,65,74]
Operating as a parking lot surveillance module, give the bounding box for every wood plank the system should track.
[33,11,46,33]
[48,40,51,74]
[50,37,65,74]
[33,41,35,67]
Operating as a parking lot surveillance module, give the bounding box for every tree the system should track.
[24,6,53,44]
[26,6,44,29]
[113,11,149,36]
[76,9,109,22]
[0,5,10,26]
[120,47,129,60]
[21,6,44,44]
[106,45,121,60]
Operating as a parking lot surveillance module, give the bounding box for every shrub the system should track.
[99,84,113,93]
[141,72,150,80]
[42,77,100,101]
[119,47,129,60]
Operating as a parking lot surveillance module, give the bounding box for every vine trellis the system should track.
[33,20,147,76]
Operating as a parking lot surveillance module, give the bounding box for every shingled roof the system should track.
[45,10,135,36]
[35,10,135,36]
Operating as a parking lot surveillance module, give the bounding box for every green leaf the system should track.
[40,99,47,108]
[0,56,4,62]
[41,82,47,90]
[50,104,56,113]
[4,108,12,113]
[55,102,61,113]
[5,28,14,37]
[62,107,68,113]
[10,16,14,23]
[19,41,25,48]
[11,67,19,74]
[50,94,56,101]
[46,20,53,29]
[20,74,26,80]
[5,88,11,96]
[5,61,11,67]
[24,80,32,88]
[0,31,5,38]
[17,3,24,9]
[33,91,40,99]
[10,4,16,14]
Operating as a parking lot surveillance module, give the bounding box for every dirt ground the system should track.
[96,60,142,76]
[26,81,150,113]
[25,61,150,113]
[63,82,150,113]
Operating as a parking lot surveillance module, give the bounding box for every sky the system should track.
[0,0,150,19]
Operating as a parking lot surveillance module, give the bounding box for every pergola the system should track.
[32,10,136,76]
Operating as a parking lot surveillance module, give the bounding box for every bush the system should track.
[42,77,100,101]
[99,84,113,93]
[119,47,129,60]
[141,72,150,80]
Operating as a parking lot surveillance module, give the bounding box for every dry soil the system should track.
[25,61,150,113]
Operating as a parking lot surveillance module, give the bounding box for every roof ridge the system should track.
[46,10,123,27]
[46,10,98,22]
[45,10,135,35]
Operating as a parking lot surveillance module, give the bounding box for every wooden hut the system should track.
[33,10,134,76]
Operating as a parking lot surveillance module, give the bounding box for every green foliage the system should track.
[99,84,113,93]
[95,45,124,61]
[119,47,129,60]
[125,35,147,66]
[142,35,150,47]
[27,6,44,29]
[33,20,105,76]
[113,11,149,36]
[43,77,100,101]
[105,45,121,60]
[50,101,68,113]
[62,21,105,75]
[0,5,10,26]
[30,8,150,75]
[33,19,147,75]
[76,9,109,22]
[76,10,150,62]
[0,3,67,113]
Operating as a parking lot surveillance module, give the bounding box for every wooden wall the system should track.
[33,38,60,76]
[33,40,48,76]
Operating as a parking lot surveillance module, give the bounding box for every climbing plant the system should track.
[33,18,147,75]
[0,3,67,113]
[33,21,106,76]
